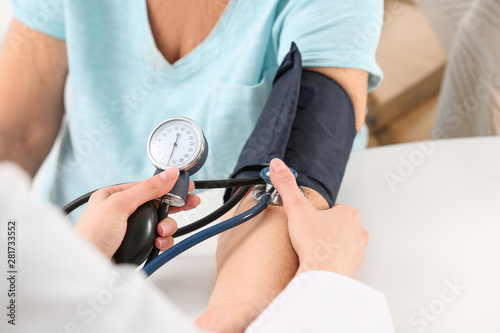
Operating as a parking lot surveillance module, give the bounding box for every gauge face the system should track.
[147,117,204,171]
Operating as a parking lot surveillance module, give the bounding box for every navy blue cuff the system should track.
[224,43,356,207]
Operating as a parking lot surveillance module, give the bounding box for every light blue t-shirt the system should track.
[12,0,383,208]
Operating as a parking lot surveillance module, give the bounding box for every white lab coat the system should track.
[0,162,394,332]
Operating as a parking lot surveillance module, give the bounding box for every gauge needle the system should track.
[168,133,180,164]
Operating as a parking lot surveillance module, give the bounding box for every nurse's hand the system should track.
[269,159,369,278]
[75,168,201,260]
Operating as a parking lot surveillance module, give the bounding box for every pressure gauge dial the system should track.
[147,117,208,174]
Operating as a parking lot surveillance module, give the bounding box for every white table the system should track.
[151,137,500,332]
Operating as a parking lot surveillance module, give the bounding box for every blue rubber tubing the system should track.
[142,193,271,277]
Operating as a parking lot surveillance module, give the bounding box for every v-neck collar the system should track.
[142,0,240,72]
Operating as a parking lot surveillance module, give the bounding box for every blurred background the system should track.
[366,0,448,147]
[1,0,496,148]
[0,1,11,44]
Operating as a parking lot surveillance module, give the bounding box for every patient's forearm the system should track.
[213,202,298,312]
[196,187,328,332]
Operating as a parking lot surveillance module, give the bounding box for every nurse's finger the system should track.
[168,194,201,214]
[156,236,174,251]
[157,217,178,237]
[269,159,310,214]
[95,177,193,202]
[90,182,139,201]
[112,168,179,214]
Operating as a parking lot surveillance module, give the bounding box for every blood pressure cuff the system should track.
[224,43,356,207]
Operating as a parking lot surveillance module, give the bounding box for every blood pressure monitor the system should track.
[145,117,208,207]
[147,117,208,175]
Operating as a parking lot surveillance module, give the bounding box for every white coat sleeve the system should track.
[0,162,204,333]
[245,271,394,333]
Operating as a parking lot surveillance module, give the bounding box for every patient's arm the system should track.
[0,20,67,176]
[196,68,367,332]
[195,187,328,332]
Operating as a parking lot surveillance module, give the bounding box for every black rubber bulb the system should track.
[113,200,158,265]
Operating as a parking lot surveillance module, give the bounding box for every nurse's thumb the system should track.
[269,159,309,214]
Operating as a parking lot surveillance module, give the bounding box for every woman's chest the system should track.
[146,0,230,64]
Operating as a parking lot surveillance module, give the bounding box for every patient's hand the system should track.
[270,159,369,277]
[75,168,200,260]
